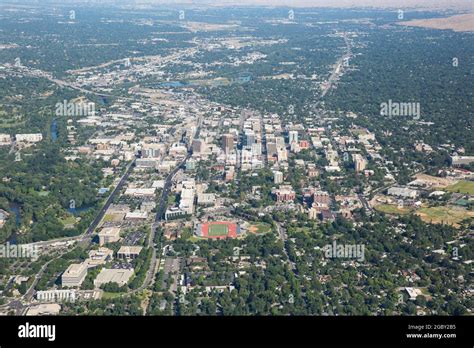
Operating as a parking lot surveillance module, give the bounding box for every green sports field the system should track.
[248,222,272,234]
[208,224,229,236]
[444,180,474,195]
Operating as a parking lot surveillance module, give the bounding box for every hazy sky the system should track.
[133,0,473,10]
[6,0,473,11]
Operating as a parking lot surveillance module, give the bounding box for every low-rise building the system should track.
[117,246,143,260]
[272,185,296,202]
[405,287,423,300]
[94,268,134,288]
[124,187,156,197]
[25,303,61,316]
[15,133,43,143]
[165,207,188,221]
[36,289,76,303]
[87,247,113,267]
[387,187,418,199]
[197,193,216,205]
[125,211,148,220]
[98,227,121,246]
[62,263,88,287]
[0,133,11,146]
[135,158,157,169]
[451,155,474,167]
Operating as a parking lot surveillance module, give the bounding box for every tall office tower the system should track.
[353,154,367,172]
[252,142,262,156]
[222,134,234,153]
[273,170,283,184]
[192,139,204,154]
[289,130,299,144]
[245,130,256,146]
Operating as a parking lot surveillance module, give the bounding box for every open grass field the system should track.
[102,213,124,223]
[374,204,411,215]
[59,215,77,227]
[101,292,122,300]
[248,222,272,234]
[375,204,473,228]
[192,77,231,87]
[0,120,25,129]
[444,181,474,195]
[208,224,229,236]
[416,206,473,228]
[102,214,115,222]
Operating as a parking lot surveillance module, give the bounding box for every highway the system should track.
[83,158,136,238]
[320,32,352,99]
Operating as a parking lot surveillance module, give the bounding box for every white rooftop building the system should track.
[62,263,88,287]
[388,187,418,199]
[16,133,43,143]
[94,268,134,287]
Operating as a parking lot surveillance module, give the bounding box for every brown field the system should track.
[416,206,474,228]
[398,14,474,32]
[414,174,457,188]
[375,203,473,228]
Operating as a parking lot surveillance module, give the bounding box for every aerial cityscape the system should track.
[0,1,472,338]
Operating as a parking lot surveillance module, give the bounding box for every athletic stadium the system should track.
[195,221,241,239]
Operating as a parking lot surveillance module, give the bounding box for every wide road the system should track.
[276,222,297,272]
[358,193,373,213]
[83,158,136,238]
[23,258,54,302]
[321,32,352,99]
[134,115,203,297]
[131,155,188,295]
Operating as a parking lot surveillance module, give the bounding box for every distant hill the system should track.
[185,0,473,10]
[398,13,474,32]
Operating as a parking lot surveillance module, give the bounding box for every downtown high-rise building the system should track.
[192,139,204,154]
[222,134,234,153]
[288,130,298,144]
